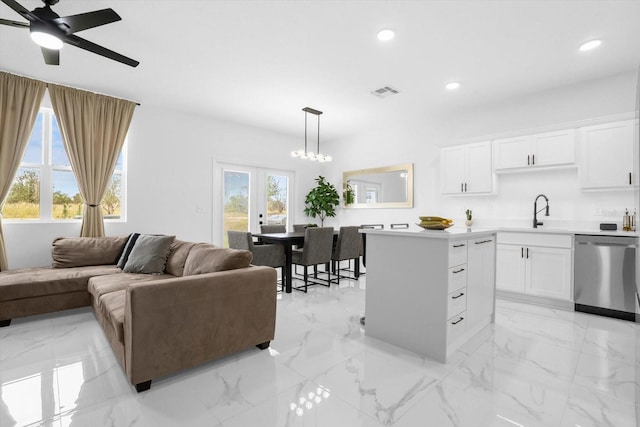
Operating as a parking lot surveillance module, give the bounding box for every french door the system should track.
[219,163,294,247]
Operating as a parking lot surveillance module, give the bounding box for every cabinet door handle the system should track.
[532,154,535,165]
[629,172,632,185]
[526,247,529,259]
[475,239,493,245]
[453,244,466,248]
[521,247,524,258]
[452,268,465,274]
[452,292,465,299]
[464,182,467,192]
[527,155,530,165]
[452,317,464,325]
[461,182,464,192]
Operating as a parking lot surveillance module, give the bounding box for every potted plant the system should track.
[343,180,355,206]
[304,176,340,226]
[465,209,473,226]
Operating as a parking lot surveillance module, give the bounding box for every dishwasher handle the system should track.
[576,241,637,248]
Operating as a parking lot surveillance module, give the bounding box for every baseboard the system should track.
[496,290,574,311]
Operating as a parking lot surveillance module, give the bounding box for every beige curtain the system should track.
[49,84,136,237]
[0,72,46,271]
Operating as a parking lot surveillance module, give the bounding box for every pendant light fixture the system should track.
[291,107,332,162]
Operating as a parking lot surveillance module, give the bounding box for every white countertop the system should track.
[361,225,639,239]
[361,227,497,239]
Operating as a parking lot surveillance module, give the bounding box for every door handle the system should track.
[521,247,524,258]
[527,155,530,166]
[452,268,465,274]
[451,317,464,325]
[464,182,467,192]
[453,244,466,248]
[452,292,465,299]
[526,247,529,259]
[461,183,464,192]
[532,154,535,165]
[629,172,632,185]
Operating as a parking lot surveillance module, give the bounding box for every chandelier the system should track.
[291,107,332,162]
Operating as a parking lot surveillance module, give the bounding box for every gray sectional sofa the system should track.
[0,236,277,392]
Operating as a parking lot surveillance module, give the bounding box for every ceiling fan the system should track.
[0,0,139,67]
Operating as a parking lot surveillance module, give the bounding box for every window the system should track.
[1,108,125,221]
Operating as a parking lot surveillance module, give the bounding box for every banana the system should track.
[419,216,453,224]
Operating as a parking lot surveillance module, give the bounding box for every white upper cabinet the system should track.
[579,120,635,190]
[493,129,576,172]
[441,141,493,195]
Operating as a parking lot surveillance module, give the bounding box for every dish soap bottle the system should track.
[623,209,631,231]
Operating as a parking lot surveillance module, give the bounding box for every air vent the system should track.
[371,85,400,98]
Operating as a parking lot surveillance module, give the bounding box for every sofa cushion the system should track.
[98,290,126,344]
[183,246,253,276]
[52,236,128,268]
[122,235,175,274]
[0,265,122,302]
[88,272,175,302]
[165,240,198,277]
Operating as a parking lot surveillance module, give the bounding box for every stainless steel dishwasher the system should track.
[574,234,637,321]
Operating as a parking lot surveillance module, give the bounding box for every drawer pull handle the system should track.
[452,293,464,299]
[452,268,465,274]
[452,317,464,325]
[453,244,466,248]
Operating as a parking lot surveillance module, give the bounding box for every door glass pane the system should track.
[1,167,40,219]
[266,174,288,227]
[52,170,81,219]
[223,170,250,247]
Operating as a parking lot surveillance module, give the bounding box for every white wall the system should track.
[4,106,322,269]
[324,70,639,230]
[5,70,637,269]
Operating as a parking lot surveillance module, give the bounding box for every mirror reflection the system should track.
[343,163,413,208]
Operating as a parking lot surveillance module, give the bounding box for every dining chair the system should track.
[228,231,286,291]
[390,223,409,229]
[260,224,287,234]
[291,227,334,293]
[331,226,363,284]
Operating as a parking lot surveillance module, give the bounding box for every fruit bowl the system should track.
[416,222,453,230]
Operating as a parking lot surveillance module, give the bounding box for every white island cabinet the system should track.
[363,228,497,363]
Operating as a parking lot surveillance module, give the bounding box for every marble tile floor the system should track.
[1,276,639,427]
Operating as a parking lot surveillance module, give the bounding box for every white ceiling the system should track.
[1,0,639,142]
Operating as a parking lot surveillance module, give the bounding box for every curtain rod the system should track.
[43,82,141,106]
[1,70,141,106]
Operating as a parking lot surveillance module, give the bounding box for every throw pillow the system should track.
[122,234,175,274]
[183,245,253,276]
[117,233,140,269]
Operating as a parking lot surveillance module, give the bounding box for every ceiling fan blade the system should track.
[51,8,121,34]
[0,0,38,22]
[0,17,28,27]
[63,34,139,67]
[41,47,59,65]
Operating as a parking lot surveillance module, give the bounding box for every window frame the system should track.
[2,107,127,223]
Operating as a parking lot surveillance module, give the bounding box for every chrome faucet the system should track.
[533,194,550,228]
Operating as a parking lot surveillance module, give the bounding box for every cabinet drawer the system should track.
[497,232,572,249]
[449,240,468,267]
[447,288,467,317]
[448,265,467,293]
[447,313,466,343]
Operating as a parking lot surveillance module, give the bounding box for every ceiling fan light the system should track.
[30,31,63,50]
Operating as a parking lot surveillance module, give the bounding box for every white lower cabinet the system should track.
[496,232,572,302]
[467,237,496,326]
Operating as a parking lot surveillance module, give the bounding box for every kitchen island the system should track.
[362,227,497,363]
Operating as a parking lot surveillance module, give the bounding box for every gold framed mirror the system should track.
[343,163,413,209]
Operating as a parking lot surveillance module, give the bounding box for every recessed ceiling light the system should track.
[377,29,395,41]
[579,39,602,51]
[445,82,461,90]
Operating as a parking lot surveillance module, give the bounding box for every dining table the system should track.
[252,230,338,293]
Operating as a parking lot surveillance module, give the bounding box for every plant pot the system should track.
[465,219,473,227]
